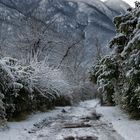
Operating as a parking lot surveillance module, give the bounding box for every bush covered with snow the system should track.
[90,5,140,118]
[90,55,119,105]
[0,57,72,126]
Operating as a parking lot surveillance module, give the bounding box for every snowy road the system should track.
[0,100,125,140]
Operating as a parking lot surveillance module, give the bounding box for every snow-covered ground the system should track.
[0,100,140,140]
[97,105,140,140]
[0,109,61,140]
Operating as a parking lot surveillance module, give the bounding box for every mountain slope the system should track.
[0,0,130,78]
[105,0,130,14]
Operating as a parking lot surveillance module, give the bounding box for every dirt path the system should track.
[21,100,124,140]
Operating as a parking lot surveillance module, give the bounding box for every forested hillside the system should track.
[90,2,140,119]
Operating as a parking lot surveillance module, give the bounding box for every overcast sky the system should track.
[123,0,139,7]
[101,0,140,7]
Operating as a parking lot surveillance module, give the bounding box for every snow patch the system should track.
[97,105,140,140]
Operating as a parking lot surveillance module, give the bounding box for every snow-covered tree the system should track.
[90,4,140,118]
[0,56,74,127]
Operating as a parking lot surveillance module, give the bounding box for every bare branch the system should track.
[57,39,82,68]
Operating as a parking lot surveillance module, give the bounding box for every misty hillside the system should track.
[0,0,129,64]
[105,0,130,14]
